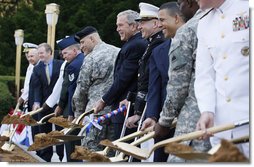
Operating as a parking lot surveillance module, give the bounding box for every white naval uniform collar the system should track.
[216,0,235,13]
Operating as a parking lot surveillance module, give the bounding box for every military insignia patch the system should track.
[233,15,249,31]
[69,73,74,81]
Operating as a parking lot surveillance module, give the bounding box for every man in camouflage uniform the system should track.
[72,26,120,152]
[154,0,211,162]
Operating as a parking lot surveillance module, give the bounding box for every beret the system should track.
[74,26,97,42]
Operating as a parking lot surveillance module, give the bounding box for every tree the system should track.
[0,0,174,76]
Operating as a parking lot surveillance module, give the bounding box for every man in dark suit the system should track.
[140,2,186,162]
[32,43,63,162]
[27,48,40,144]
[93,9,148,140]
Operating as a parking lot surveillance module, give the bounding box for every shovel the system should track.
[165,135,249,161]
[1,102,21,137]
[1,125,17,151]
[103,119,249,160]
[50,109,95,140]
[109,131,155,162]
[29,113,55,126]
[70,129,155,162]
[0,108,43,151]
[70,126,154,161]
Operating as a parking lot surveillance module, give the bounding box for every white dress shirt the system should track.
[20,64,34,101]
[45,61,67,108]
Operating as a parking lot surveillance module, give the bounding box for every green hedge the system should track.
[0,75,25,122]
[0,81,15,122]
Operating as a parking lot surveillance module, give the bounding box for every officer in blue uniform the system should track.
[54,35,85,162]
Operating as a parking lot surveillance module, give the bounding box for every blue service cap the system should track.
[57,35,78,50]
[74,26,97,42]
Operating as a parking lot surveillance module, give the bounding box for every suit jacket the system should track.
[134,31,165,115]
[102,32,148,123]
[28,72,36,112]
[146,39,171,120]
[33,59,63,115]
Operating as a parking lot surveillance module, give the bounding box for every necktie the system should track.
[45,63,50,85]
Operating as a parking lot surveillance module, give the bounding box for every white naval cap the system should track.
[23,42,38,53]
[135,2,159,21]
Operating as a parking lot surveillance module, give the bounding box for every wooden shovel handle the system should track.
[131,131,155,146]
[12,102,20,115]
[151,122,247,156]
[38,113,55,123]
[75,108,95,124]
[102,126,154,155]
[22,108,43,117]
[113,126,153,144]
[231,135,249,144]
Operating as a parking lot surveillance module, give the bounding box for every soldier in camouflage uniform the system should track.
[72,26,120,152]
[154,0,211,162]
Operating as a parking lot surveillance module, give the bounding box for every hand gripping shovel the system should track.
[103,119,249,160]
[164,135,249,161]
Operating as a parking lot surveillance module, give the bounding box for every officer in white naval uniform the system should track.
[18,43,38,105]
[195,0,249,158]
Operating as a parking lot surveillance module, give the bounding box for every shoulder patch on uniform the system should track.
[69,73,75,82]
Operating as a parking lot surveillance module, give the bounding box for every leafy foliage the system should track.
[0,0,174,76]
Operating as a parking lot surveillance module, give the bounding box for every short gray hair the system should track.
[117,10,139,25]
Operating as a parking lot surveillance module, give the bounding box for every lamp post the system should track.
[45,3,60,56]
[14,29,24,100]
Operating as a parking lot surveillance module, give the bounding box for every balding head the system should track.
[27,48,39,65]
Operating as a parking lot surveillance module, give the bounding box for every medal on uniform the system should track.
[241,46,249,56]
[233,12,249,31]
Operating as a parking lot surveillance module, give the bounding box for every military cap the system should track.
[135,2,159,21]
[57,35,78,50]
[23,42,38,53]
[74,26,97,42]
